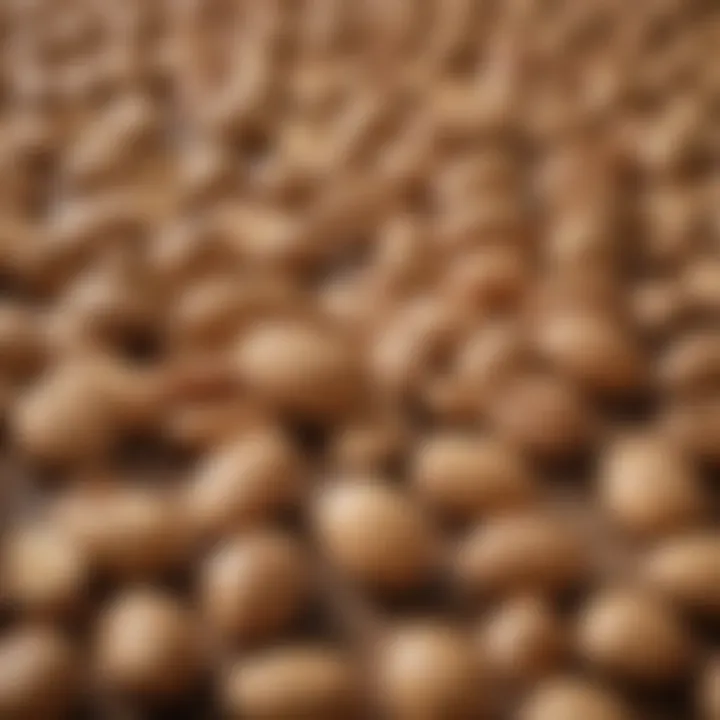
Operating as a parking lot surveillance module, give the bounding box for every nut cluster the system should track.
[0,0,718,718]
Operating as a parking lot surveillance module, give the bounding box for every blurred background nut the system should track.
[53,483,191,580]
[96,589,202,699]
[576,588,694,684]
[681,257,720,316]
[13,359,120,464]
[455,512,588,598]
[518,677,632,720]
[0,305,47,378]
[641,533,720,619]
[657,330,720,397]
[412,434,536,522]
[185,430,305,538]
[201,530,312,644]
[312,481,438,593]
[631,278,685,338]
[0,626,79,720]
[451,321,531,415]
[224,645,359,720]
[700,657,720,720]
[598,433,705,538]
[62,95,160,189]
[533,311,646,396]
[369,296,461,398]
[441,245,528,316]
[375,623,485,720]
[661,397,720,465]
[330,412,408,474]
[488,373,595,458]
[1,522,88,619]
[477,596,568,684]
[234,319,360,420]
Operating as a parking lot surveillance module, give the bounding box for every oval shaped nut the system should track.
[0,305,45,376]
[234,320,359,419]
[186,431,305,538]
[682,257,720,315]
[478,596,567,683]
[201,530,312,643]
[96,589,202,699]
[370,297,460,397]
[171,278,251,350]
[518,678,633,720]
[454,322,530,401]
[455,513,587,598]
[224,646,359,720]
[658,331,720,397]
[662,398,720,465]
[489,374,594,458]
[412,434,536,521]
[330,414,409,474]
[631,279,684,338]
[0,627,79,720]
[699,656,720,720]
[535,312,646,395]
[642,533,720,618]
[442,245,528,315]
[54,485,191,580]
[577,589,693,684]
[599,434,704,538]
[12,361,117,464]
[170,276,300,351]
[1,523,88,619]
[312,481,438,592]
[376,624,485,720]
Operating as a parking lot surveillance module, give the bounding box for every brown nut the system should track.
[657,331,720,397]
[452,321,531,414]
[1,523,88,619]
[64,95,158,188]
[662,397,720,464]
[201,530,312,643]
[442,245,528,315]
[186,430,305,538]
[96,589,202,699]
[577,588,693,683]
[13,360,118,464]
[53,484,190,580]
[376,623,485,720]
[234,319,359,419]
[312,481,438,592]
[518,677,632,720]
[369,297,460,397]
[0,305,46,377]
[412,434,536,521]
[642,533,720,619]
[0,626,78,720]
[170,275,300,352]
[631,279,684,337]
[598,434,704,537]
[682,257,720,316]
[224,646,359,720]
[489,373,594,458]
[477,596,567,683]
[455,512,587,598]
[330,414,408,474]
[699,656,720,720]
[165,399,274,451]
[534,312,646,395]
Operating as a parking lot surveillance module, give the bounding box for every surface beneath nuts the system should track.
[0,1,718,719]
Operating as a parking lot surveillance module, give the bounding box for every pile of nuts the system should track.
[0,0,718,718]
